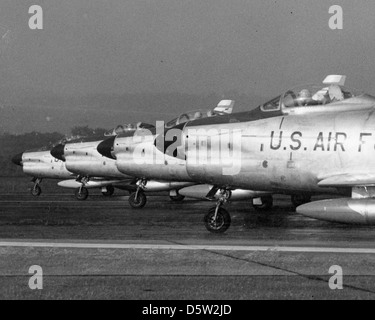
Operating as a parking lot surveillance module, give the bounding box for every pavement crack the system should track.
[167,240,375,296]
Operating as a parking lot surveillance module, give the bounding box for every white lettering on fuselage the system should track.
[266,131,375,153]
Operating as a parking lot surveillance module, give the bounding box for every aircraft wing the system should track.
[318,173,375,187]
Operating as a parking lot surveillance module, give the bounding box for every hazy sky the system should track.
[1,0,375,133]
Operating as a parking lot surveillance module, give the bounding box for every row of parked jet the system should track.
[12,75,375,233]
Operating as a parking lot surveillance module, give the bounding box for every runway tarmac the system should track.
[1,191,375,299]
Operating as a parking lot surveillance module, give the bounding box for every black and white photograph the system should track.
[1,0,375,305]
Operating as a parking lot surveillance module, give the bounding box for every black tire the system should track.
[75,187,89,201]
[204,207,231,234]
[102,185,115,197]
[129,190,147,209]
[31,185,42,197]
[252,196,273,211]
[169,193,185,202]
[291,194,311,208]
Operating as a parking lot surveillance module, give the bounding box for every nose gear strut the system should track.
[128,179,147,209]
[204,188,232,233]
[75,176,89,201]
[31,178,42,197]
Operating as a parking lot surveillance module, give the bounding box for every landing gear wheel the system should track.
[169,194,185,202]
[291,194,311,208]
[102,185,115,197]
[129,190,147,209]
[253,196,273,211]
[204,207,231,234]
[75,187,89,201]
[31,185,42,197]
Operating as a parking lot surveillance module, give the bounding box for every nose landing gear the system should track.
[129,179,147,209]
[31,178,42,197]
[75,176,89,201]
[204,189,232,233]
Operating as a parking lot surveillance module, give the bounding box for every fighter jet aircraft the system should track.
[150,75,375,233]
[11,148,74,196]
[50,122,196,204]
[97,99,312,215]
[11,132,132,199]
[50,126,134,200]
[94,101,268,209]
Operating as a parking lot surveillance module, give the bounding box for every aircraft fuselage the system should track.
[181,107,375,194]
[22,150,73,179]
[63,141,131,179]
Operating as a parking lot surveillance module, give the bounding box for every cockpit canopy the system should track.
[261,84,364,112]
[165,109,216,128]
[104,122,155,136]
[165,100,235,128]
[282,84,363,108]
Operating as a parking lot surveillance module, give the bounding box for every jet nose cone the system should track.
[51,144,66,161]
[97,136,116,159]
[11,152,23,166]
